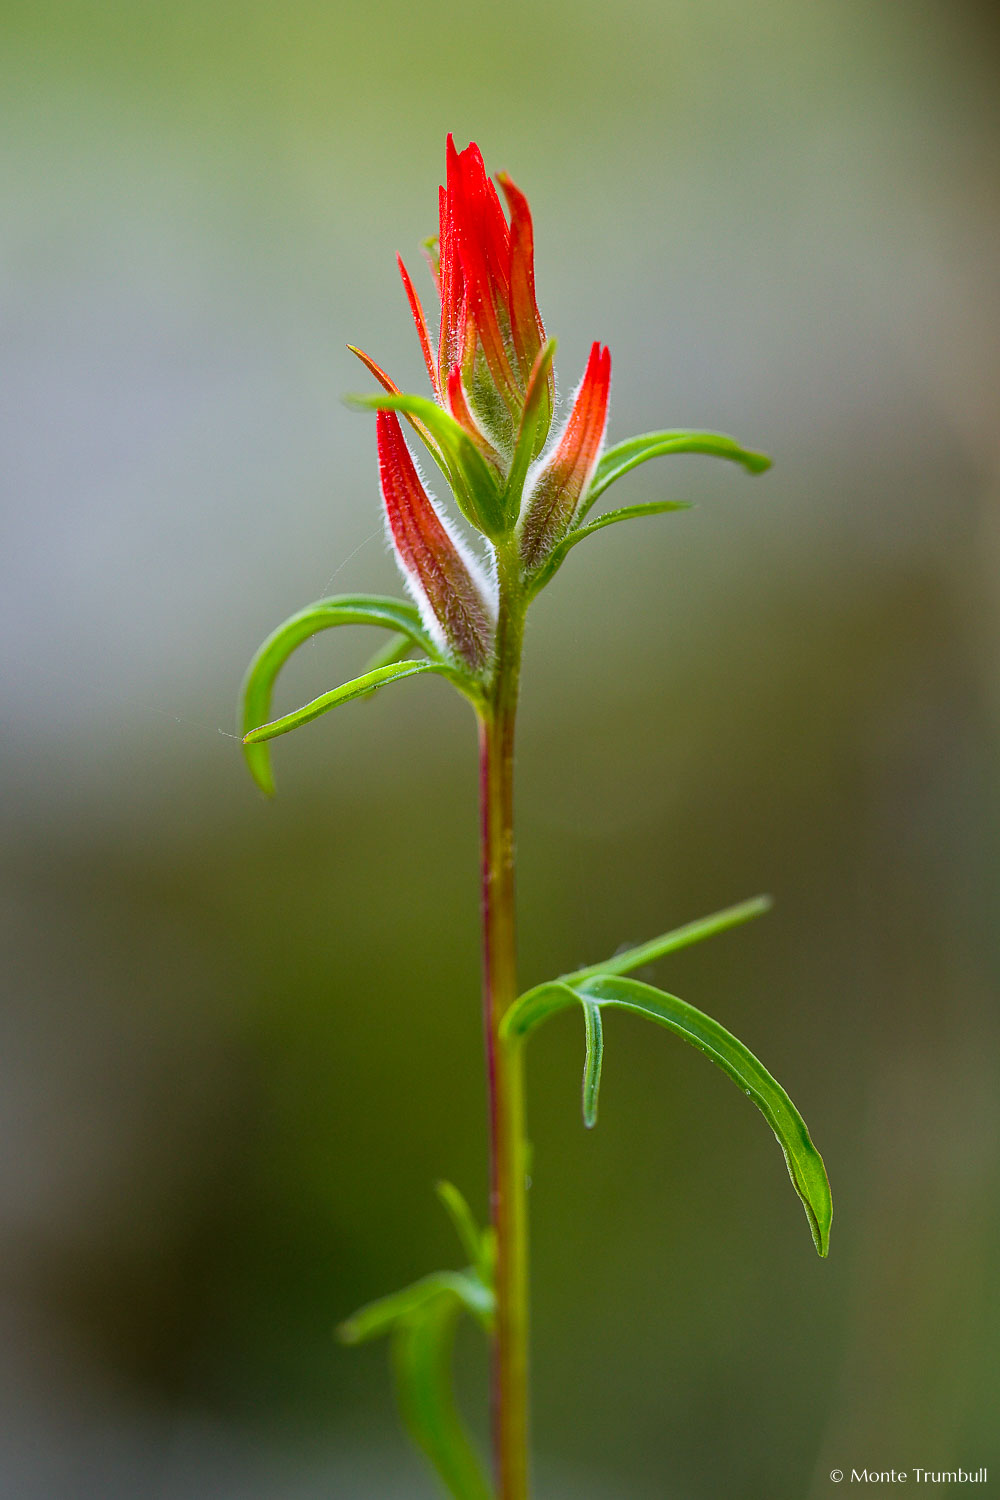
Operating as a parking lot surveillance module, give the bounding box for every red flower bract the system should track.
[396,135,554,462]
[376,410,495,672]
[519,341,612,571]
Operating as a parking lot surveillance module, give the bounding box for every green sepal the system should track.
[526,499,692,595]
[581,430,772,519]
[242,659,477,750]
[239,594,436,795]
[502,337,556,525]
[391,1298,495,1500]
[349,391,506,538]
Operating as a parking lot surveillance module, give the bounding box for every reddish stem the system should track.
[480,546,529,1499]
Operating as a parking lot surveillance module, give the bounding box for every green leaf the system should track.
[350,391,506,538]
[500,979,582,1044]
[582,429,772,517]
[599,978,833,1260]
[567,499,693,542]
[338,1269,491,1345]
[501,956,832,1257]
[565,894,773,984]
[436,1181,491,1284]
[392,1297,495,1500]
[526,500,692,594]
[359,630,415,680]
[240,594,436,795]
[579,975,832,1256]
[503,337,556,523]
[243,659,475,749]
[339,1245,495,1500]
[581,997,604,1129]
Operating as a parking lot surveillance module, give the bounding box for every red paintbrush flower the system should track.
[376,410,495,672]
[241,130,808,1500]
[340,139,767,642]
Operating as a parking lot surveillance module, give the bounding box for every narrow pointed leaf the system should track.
[436,1181,488,1280]
[582,430,772,517]
[392,1298,495,1500]
[358,630,414,683]
[243,659,474,749]
[338,1270,490,1346]
[350,391,505,537]
[240,595,435,795]
[527,499,691,594]
[566,895,773,984]
[577,974,832,1256]
[581,997,604,1129]
[569,499,692,542]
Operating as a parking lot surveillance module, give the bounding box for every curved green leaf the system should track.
[582,429,772,517]
[339,1233,495,1500]
[243,659,474,750]
[240,594,436,795]
[565,894,773,984]
[359,630,415,679]
[338,1269,492,1345]
[579,975,832,1256]
[392,1297,495,1500]
[568,499,692,542]
[581,996,604,1129]
[500,953,831,1256]
[500,979,581,1043]
[350,391,506,538]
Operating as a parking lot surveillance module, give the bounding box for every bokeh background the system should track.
[3,1,999,1495]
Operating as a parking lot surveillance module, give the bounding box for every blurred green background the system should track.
[2,1,999,1494]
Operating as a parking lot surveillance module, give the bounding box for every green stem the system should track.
[480,544,529,1500]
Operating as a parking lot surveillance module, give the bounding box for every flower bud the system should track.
[519,342,611,571]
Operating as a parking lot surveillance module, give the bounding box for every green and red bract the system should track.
[376,409,496,672]
[434,136,552,459]
[519,340,611,572]
[353,135,554,488]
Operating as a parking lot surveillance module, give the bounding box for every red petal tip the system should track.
[347,344,402,396]
[396,255,438,396]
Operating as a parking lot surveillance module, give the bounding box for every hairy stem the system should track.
[480,544,529,1500]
